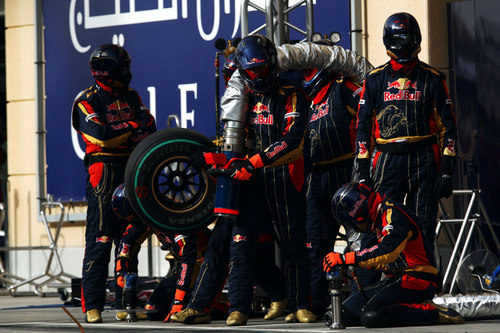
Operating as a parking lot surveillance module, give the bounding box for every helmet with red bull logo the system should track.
[331,182,375,233]
[112,183,135,221]
[90,44,132,90]
[383,12,421,63]
[235,34,278,93]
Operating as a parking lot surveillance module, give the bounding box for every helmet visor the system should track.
[386,33,419,49]
[244,64,270,80]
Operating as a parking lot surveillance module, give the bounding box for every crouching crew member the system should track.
[324,182,464,327]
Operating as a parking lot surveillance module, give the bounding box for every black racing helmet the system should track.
[234,34,278,93]
[90,44,132,89]
[383,12,421,63]
[331,182,374,233]
[223,52,238,87]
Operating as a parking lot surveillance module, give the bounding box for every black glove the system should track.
[436,173,453,199]
[356,158,373,188]
[437,156,455,199]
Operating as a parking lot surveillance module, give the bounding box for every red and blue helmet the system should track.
[90,44,132,89]
[383,12,421,63]
[223,52,238,87]
[235,35,278,93]
[331,182,374,232]
[112,183,135,222]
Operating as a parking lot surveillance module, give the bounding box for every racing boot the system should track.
[424,301,465,324]
[285,309,317,323]
[226,311,248,326]
[264,299,287,320]
[116,310,148,321]
[170,308,211,324]
[85,309,102,323]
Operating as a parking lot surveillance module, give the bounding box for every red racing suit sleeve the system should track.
[259,90,309,166]
[353,207,414,268]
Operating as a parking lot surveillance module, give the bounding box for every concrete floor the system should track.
[0,294,498,333]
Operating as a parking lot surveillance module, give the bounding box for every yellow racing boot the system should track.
[425,301,465,324]
[85,309,102,323]
[170,308,211,324]
[226,311,248,326]
[264,299,287,320]
[285,309,317,323]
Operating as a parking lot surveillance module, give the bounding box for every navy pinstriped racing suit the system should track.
[306,77,361,315]
[228,84,311,314]
[72,84,156,312]
[356,59,457,246]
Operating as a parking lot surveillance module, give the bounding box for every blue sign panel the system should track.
[43,0,350,201]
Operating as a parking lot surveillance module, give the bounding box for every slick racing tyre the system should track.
[125,128,215,232]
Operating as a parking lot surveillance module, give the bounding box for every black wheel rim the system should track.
[152,156,208,213]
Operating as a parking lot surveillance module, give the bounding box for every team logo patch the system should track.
[233,234,247,242]
[96,235,110,243]
[387,78,417,90]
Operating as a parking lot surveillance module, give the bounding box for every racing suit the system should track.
[228,84,311,314]
[356,59,457,246]
[72,84,156,312]
[187,217,286,314]
[116,221,209,320]
[306,77,361,315]
[342,195,441,327]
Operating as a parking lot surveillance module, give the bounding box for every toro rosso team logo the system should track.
[251,102,274,125]
[384,78,421,102]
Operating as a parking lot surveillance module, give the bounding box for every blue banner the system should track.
[43,0,351,201]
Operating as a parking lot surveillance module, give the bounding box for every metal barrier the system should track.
[240,0,314,45]
[0,198,75,295]
[0,203,25,288]
[436,189,500,294]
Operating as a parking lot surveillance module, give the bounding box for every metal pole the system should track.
[35,0,46,211]
[449,218,478,294]
[350,0,363,54]
[305,0,313,41]
[441,192,477,291]
[241,0,249,37]
[265,0,274,42]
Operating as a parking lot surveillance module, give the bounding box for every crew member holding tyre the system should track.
[223,35,314,325]
[72,44,156,323]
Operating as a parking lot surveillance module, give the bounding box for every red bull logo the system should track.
[96,235,110,243]
[253,102,269,114]
[384,90,421,102]
[357,141,369,159]
[248,57,265,65]
[387,78,417,90]
[265,141,288,159]
[309,102,329,122]
[233,234,247,242]
[251,114,274,125]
